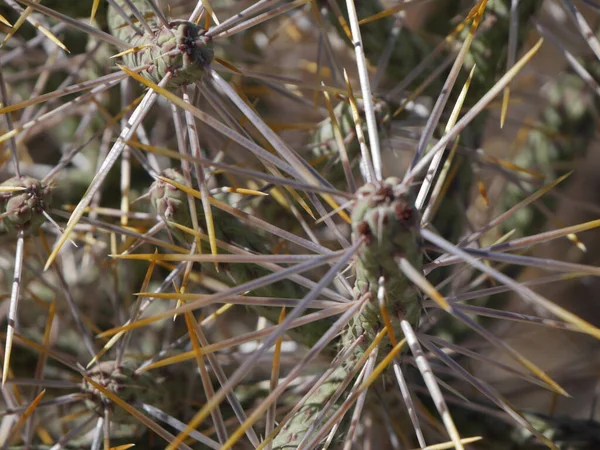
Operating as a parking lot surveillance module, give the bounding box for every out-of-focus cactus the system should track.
[108,0,214,89]
[0,176,51,235]
[515,412,600,449]
[325,0,433,90]
[502,62,600,236]
[309,98,391,188]
[82,359,169,425]
[149,169,333,348]
[451,406,600,450]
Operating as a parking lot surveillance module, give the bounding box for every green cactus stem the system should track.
[82,359,169,425]
[273,177,423,446]
[108,0,214,89]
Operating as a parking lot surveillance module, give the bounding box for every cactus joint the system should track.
[0,176,52,236]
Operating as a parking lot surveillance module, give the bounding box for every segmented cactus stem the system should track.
[273,177,422,447]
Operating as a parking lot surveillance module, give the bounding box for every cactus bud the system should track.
[149,169,194,245]
[0,176,52,236]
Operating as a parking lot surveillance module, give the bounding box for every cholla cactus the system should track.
[310,99,391,185]
[82,359,169,425]
[108,0,214,89]
[351,177,422,342]
[3,1,600,449]
[149,168,193,244]
[0,176,51,235]
[502,53,600,236]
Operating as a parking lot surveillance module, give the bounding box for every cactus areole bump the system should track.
[0,176,51,235]
[351,177,422,341]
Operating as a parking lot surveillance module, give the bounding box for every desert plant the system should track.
[1,1,600,449]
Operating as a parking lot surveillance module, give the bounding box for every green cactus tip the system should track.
[0,176,52,236]
[82,360,168,425]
